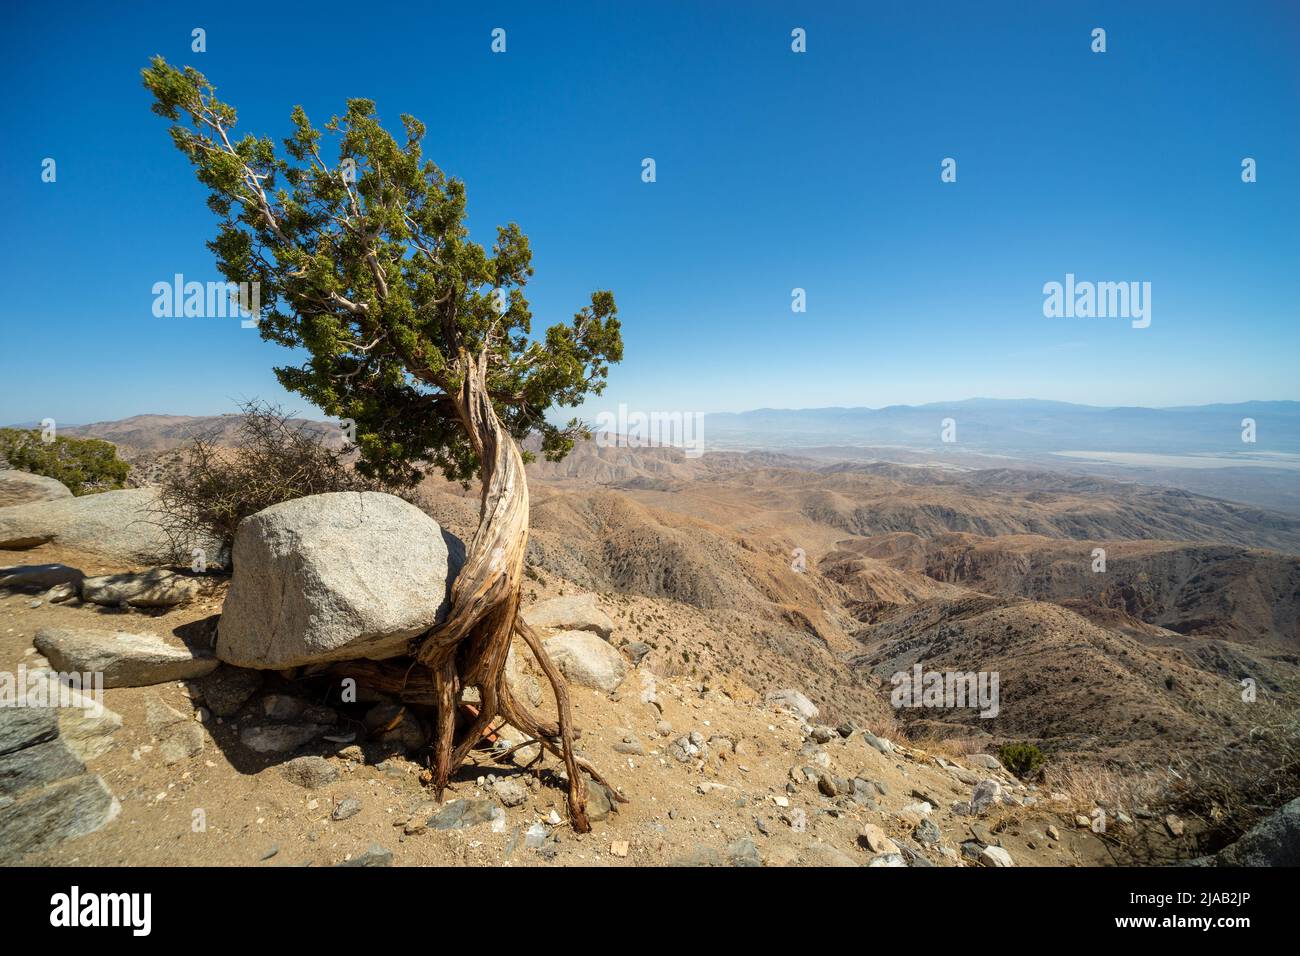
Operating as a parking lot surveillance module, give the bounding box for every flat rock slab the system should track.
[428,798,505,831]
[0,738,86,797]
[216,491,464,669]
[145,699,205,764]
[0,488,219,564]
[0,706,59,756]
[0,470,72,508]
[543,630,628,692]
[0,706,118,863]
[336,844,393,867]
[0,564,85,592]
[80,568,201,608]
[523,593,615,640]
[34,626,218,688]
[11,670,123,761]
[239,722,330,755]
[0,773,119,863]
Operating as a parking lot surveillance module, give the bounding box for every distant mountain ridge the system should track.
[15,399,1299,457]
[54,413,342,455]
[702,399,1300,455]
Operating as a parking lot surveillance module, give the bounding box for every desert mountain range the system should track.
[4,409,1298,866]
[58,413,1300,762]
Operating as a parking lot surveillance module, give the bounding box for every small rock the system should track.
[817,773,840,797]
[489,776,528,808]
[45,583,78,604]
[543,630,628,692]
[197,666,262,717]
[262,694,305,720]
[144,699,204,764]
[673,843,723,867]
[726,837,762,867]
[524,822,549,849]
[765,688,818,721]
[585,778,616,822]
[523,593,615,640]
[428,799,505,831]
[858,823,900,854]
[971,778,1002,814]
[914,818,941,844]
[862,731,894,755]
[363,702,426,752]
[979,845,1015,867]
[240,722,329,754]
[336,843,393,867]
[280,755,339,789]
[331,798,362,821]
[668,732,707,763]
[622,642,651,665]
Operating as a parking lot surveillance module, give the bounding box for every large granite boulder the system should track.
[0,470,72,508]
[543,630,628,692]
[79,568,201,608]
[216,491,464,668]
[523,593,616,640]
[0,488,219,564]
[1191,798,1300,867]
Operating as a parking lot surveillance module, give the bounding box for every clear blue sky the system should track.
[2,0,1297,426]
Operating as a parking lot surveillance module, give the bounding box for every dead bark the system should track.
[406,350,620,831]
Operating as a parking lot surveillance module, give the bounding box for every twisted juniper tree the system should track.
[143,57,623,829]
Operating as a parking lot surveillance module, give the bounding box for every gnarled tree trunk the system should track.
[412,351,620,832]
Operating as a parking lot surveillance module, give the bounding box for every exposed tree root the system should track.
[402,352,617,831]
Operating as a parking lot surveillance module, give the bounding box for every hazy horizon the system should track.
[8,395,1300,431]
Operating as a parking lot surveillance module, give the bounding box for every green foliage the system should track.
[142,58,623,486]
[997,742,1046,779]
[0,428,129,496]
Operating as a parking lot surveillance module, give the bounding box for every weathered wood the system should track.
[405,350,616,830]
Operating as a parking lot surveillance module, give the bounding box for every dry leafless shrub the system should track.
[1158,703,1300,847]
[153,401,422,564]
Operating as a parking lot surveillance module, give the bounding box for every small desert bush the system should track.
[998,741,1046,779]
[154,401,418,562]
[0,427,130,495]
